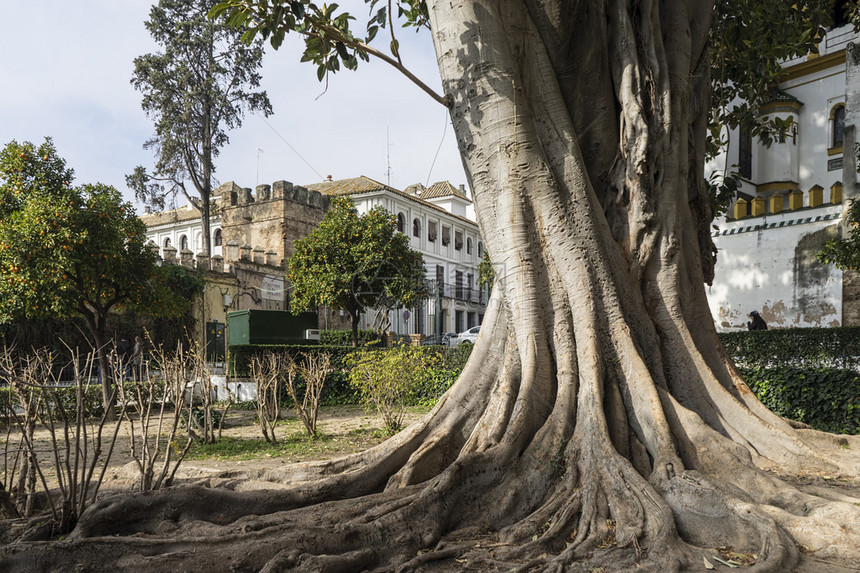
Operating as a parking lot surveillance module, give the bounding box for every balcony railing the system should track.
[426,280,486,305]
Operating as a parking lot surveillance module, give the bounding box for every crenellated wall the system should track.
[217,180,329,268]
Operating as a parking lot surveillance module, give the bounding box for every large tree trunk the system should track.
[3,1,860,571]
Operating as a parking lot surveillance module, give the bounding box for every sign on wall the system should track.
[261,275,285,301]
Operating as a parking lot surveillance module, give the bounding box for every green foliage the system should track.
[347,344,441,434]
[129,0,272,256]
[0,139,169,334]
[211,0,429,82]
[709,1,830,152]
[410,344,473,405]
[707,1,833,216]
[477,251,494,290]
[437,343,473,372]
[0,138,73,217]
[739,366,859,434]
[288,197,427,345]
[720,328,860,434]
[817,198,860,270]
[719,327,860,369]
[319,329,382,346]
[0,384,105,420]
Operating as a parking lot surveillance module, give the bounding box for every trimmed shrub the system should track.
[319,329,382,347]
[347,346,442,434]
[719,327,860,369]
[739,366,860,434]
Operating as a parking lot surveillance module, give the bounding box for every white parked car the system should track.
[450,326,480,346]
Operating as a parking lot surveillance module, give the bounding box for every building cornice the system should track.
[781,50,846,83]
[756,181,799,195]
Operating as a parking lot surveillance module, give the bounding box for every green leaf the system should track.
[366,24,379,42]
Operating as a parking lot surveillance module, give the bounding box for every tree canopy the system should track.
[128,0,272,262]
[0,139,192,411]
[288,196,426,346]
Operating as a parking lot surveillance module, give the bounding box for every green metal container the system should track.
[227,310,318,346]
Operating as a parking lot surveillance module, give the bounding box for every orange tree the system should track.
[288,196,426,346]
[0,139,194,415]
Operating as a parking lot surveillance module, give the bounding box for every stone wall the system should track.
[842,269,860,326]
[218,180,329,268]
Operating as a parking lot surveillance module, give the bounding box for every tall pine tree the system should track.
[128,0,272,264]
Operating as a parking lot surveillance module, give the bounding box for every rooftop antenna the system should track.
[256,148,264,186]
[386,124,393,186]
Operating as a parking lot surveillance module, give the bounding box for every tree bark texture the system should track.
[3,1,860,571]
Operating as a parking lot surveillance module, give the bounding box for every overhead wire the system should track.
[256,113,325,181]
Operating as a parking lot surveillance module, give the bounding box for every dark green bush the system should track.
[319,329,382,347]
[739,366,860,434]
[0,384,106,420]
[719,327,860,369]
[49,385,106,420]
[437,344,473,372]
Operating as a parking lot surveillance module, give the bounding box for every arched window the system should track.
[477,241,484,257]
[397,213,405,233]
[466,237,473,254]
[412,218,421,238]
[832,104,846,149]
[163,237,171,249]
[180,235,188,251]
[213,228,223,247]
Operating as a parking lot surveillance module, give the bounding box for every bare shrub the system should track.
[287,352,333,437]
[248,352,284,444]
[184,342,231,444]
[118,344,193,492]
[0,346,123,536]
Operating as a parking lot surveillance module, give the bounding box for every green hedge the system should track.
[0,385,106,420]
[227,343,474,407]
[319,329,383,347]
[719,327,860,434]
[739,366,859,434]
[228,344,359,405]
[719,327,860,369]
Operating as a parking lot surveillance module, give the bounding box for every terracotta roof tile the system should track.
[303,176,400,196]
[139,206,206,227]
[421,181,469,201]
[303,176,477,227]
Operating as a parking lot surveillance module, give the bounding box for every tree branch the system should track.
[315,23,451,107]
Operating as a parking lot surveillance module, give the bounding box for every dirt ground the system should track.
[2,404,425,494]
[2,406,858,572]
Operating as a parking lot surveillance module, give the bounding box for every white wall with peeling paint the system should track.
[708,205,843,331]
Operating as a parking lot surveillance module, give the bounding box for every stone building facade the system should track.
[140,175,486,341]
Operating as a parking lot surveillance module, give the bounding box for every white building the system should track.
[141,175,487,339]
[141,201,224,261]
[305,177,487,336]
[707,13,860,330]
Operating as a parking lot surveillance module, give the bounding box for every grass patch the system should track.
[187,427,384,461]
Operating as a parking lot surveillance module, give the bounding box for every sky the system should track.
[0,1,465,210]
